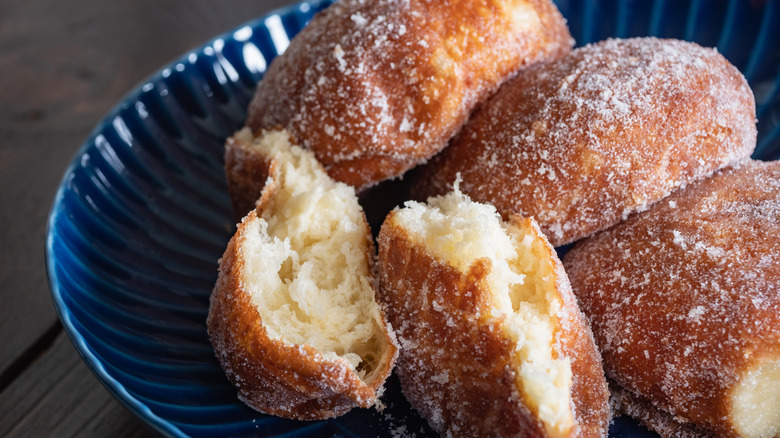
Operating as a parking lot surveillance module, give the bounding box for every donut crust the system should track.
[223,130,279,221]
[377,210,609,437]
[414,37,756,246]
[247,0,573,190]
[564,160,780,437]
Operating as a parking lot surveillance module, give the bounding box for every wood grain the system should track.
[0,331,159,437]
[0,0,295,435]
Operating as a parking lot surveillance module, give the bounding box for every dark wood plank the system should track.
[0,331,158,437]
[0,0,294,379]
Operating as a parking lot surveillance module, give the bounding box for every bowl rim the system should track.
[44,2,332,436]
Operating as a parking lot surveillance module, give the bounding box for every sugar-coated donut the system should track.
[414,37,756,246]
[208,129,398,419]
[377,187,609,437]
[246,0,573,191]
[564,160,780,438]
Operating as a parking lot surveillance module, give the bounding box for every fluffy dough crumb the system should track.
[207,128,398,420]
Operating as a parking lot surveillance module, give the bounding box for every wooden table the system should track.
[0,1,296,435]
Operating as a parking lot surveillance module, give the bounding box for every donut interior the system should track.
[730,354,780,438]
[236,128,388,381]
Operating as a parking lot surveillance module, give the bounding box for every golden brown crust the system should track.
[377,213,609,437]
[247,0,573,190]
[414,37,757,246]
[223,133,278,221]
[563,160,780,437]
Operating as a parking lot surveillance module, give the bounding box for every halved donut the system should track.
[208,128,398,419]
[377,186,609,437]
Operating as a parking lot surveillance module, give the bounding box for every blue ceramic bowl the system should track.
[46,0,780,436]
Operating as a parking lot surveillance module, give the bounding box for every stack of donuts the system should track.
[207,1,779,437]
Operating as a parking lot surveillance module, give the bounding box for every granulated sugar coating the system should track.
[564,160,780,438]
[376,189,609,437]
[415,37,756,247]
[608,382,713,438]
[247,0,573,190]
